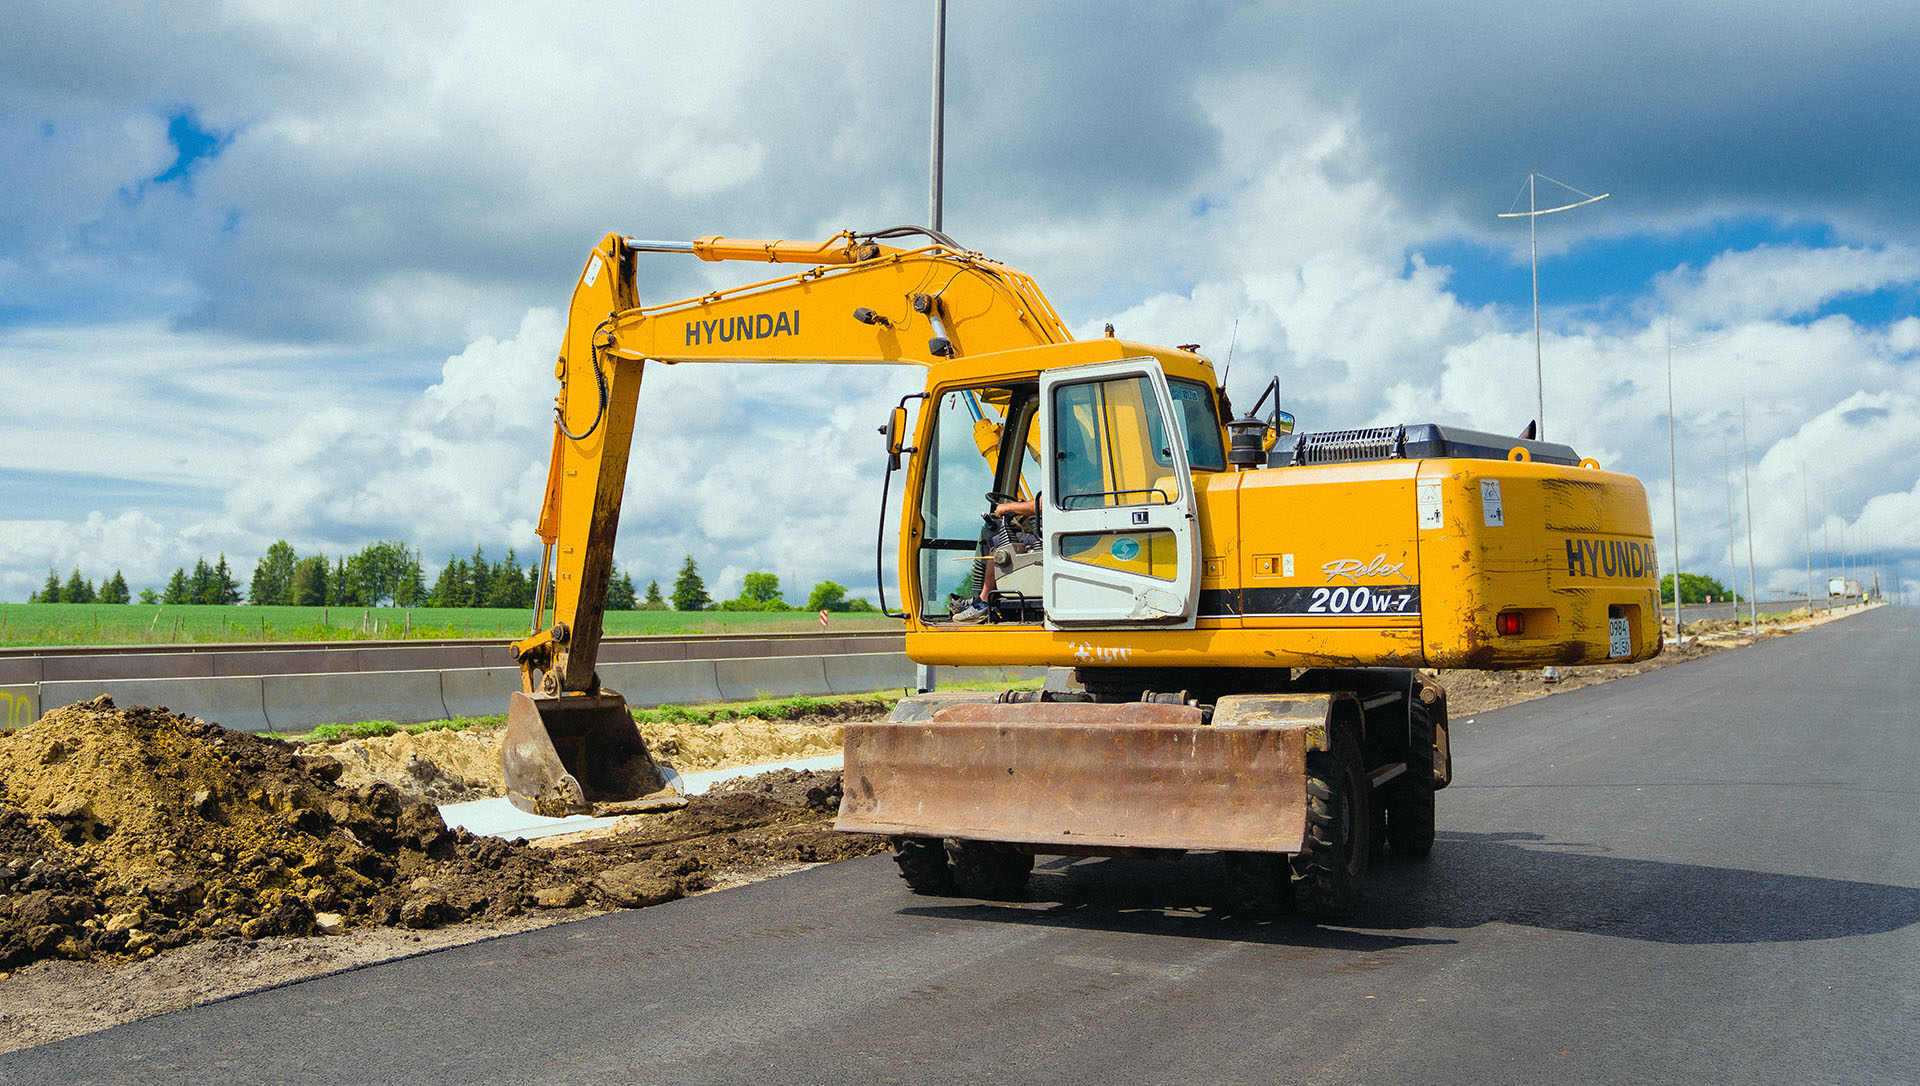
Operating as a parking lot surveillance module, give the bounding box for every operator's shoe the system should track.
[950,598,990,624]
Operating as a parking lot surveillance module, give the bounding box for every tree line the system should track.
[30,543,874,613]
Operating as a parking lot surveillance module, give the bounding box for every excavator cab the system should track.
[906,355,1208,629]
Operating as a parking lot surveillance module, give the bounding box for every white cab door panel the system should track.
[1039,358,1199,628]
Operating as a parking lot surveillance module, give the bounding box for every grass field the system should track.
[0,602,897,648]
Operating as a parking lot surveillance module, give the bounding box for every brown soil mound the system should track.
[326,728,505,804]
[0,697,878,975]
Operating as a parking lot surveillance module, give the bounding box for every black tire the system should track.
[1290,725,1370,918]
[1383,701,1436,858]
[892,836,956,894]
[945,839,1034,899]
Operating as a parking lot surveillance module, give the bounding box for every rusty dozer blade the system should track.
[836,699,1316,854]
[503,690,674,817]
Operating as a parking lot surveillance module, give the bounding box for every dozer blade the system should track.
[836,701,1311,854]
[503,690,674,817]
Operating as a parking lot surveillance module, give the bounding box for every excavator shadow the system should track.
[897,852,1459,952]
[1359,830,1920,946]
[897,830,1920,948]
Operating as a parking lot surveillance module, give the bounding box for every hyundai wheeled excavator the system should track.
[503,227,1661,915]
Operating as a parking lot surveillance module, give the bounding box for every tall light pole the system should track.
[1802,468,1814,609]
[928,0,946,231]
[1741,400,1759,632]
[1648,319,1715,641]
[1498,172,1610,440]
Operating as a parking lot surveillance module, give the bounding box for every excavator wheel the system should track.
[891,836,956,894]
[945,839,1033,899]
[1382,701,1437,858]
[1290,724,1370,918]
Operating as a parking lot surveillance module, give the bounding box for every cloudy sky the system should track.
[2,0,1915,605]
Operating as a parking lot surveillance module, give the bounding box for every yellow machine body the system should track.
[502,229,1658,908]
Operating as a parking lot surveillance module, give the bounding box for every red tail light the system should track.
[1496,611,1524,636]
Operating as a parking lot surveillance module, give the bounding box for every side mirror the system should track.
[1266,410,1295,450]
[882,405,910,470]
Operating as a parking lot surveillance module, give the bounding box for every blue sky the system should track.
[2,0,1916,604]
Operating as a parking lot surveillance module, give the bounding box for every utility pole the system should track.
[1497,173,1610,440]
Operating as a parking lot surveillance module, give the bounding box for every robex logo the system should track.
[1564,537,1657,580]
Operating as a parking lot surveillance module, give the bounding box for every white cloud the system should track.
[4,1,1920,606]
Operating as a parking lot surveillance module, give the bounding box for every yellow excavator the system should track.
[503,227,1661,914]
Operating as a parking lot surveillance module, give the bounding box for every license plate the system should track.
[1609,616,1631,657]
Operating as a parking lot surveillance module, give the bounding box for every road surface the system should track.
[6,608,1916,1084]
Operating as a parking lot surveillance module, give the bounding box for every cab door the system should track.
[1039,358,1199,628]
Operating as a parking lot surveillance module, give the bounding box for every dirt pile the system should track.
[327,727,504,804]
[0,697,876,975]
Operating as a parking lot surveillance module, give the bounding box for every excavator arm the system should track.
[502,229,1073,814]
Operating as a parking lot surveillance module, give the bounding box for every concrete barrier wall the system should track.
[439,666,523,719]
[715,654,831,702]
[8,651,1028,734]
[1,685,39,729]
[823,653,918,696]
[43,653,216,681]
[599,660,726,708]
[37,676,272,733]
[261,670,450,731]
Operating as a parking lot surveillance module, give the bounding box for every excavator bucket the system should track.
[837,698,1323,854]
[502,690,677,817]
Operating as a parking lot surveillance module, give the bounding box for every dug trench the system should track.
[0,608,1848,1052]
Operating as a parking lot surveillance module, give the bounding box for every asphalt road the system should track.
[8,608,1917,1085]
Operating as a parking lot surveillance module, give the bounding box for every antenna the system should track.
[1497,172,1611,440]
[1220,318,1240,384]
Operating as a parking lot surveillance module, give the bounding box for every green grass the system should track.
[0,602,896,648]
[303,715,504,742]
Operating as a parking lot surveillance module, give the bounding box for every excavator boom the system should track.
[503,229,1078,814]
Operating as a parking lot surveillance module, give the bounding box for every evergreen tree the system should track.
[63,567,96,604]
[328,556,362,606]
[289,556,329,606]
[670,554,709,611]
[211,555,242,605]
[428,555,469,607]
[643,579,666,609]
[606,568,637,610]
[485,549,531,609]
[34,568,61,604]
[162,567,191,605]
[189,558,216,604]
[468,546,493,608]
[100,571,131,604]
[249,541,299,606]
